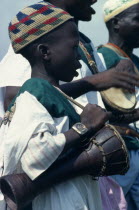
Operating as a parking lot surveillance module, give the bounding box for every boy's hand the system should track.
[81,104,112,132]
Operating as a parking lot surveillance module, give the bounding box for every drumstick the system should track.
[55,87,109,125]
[55,86,84,110]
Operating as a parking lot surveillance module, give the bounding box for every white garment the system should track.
[0,91,102,210]
[0,45,31,118]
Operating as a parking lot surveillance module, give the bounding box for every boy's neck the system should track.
[31,64,59,87]
[109,35,133,57]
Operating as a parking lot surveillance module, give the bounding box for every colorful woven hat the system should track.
[103,0,139,22]
[9,1,73,53]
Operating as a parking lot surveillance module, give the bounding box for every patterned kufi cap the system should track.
[103,0,139,22]
[9,1,73,53]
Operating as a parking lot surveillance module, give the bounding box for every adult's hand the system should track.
[81,104,111,132]
[85,59,139,91]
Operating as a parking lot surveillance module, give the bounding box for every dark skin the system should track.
[107,3,139,56]
[5,0,139,109]
[22,21,111,151]
[106,3,139,125]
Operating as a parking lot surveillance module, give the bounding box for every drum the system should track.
[89,124,129,176]
[100,43,138,113]
[0,124,129,210]
[101,87,137,113]
[79,41,137,113]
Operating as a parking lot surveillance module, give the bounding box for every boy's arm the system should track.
[21,103,111,180]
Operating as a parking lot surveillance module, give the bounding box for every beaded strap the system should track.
[79,41,99,74]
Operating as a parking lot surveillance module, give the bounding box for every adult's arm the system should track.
[60,60,139,98]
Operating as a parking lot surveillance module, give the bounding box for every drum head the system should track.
[101,88,137,113]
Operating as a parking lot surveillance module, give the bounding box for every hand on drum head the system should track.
[80,104,112,133]
[85,59,139,92]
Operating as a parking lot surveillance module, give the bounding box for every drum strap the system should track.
[103,43,139,75]
[79,41,99,74]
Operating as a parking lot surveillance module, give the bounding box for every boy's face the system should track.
[64,0,97,21]
[118,3,139,48]
[46,21,81,82]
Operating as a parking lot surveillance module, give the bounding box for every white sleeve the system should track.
[2,91,66,179]
[21,123,66,180]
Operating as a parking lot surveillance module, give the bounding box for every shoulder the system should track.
[18,78,57,105]
[97,45,122,69]
[8,78,52,111]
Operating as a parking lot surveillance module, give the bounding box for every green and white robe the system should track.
[0,78,102,210]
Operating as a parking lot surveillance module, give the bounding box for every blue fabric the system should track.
[112,150,139,209]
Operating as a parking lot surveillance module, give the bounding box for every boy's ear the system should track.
[37,44,51,61]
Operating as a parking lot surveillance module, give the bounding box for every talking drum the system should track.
[90,124,129,176]
[0,124,129,210]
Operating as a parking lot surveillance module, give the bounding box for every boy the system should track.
[0,2,110,210]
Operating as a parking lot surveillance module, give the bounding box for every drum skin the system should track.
[101,88,136,113]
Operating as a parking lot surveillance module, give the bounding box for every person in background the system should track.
[97,0,139,209]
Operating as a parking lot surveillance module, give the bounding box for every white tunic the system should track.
[0,91,102,210]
